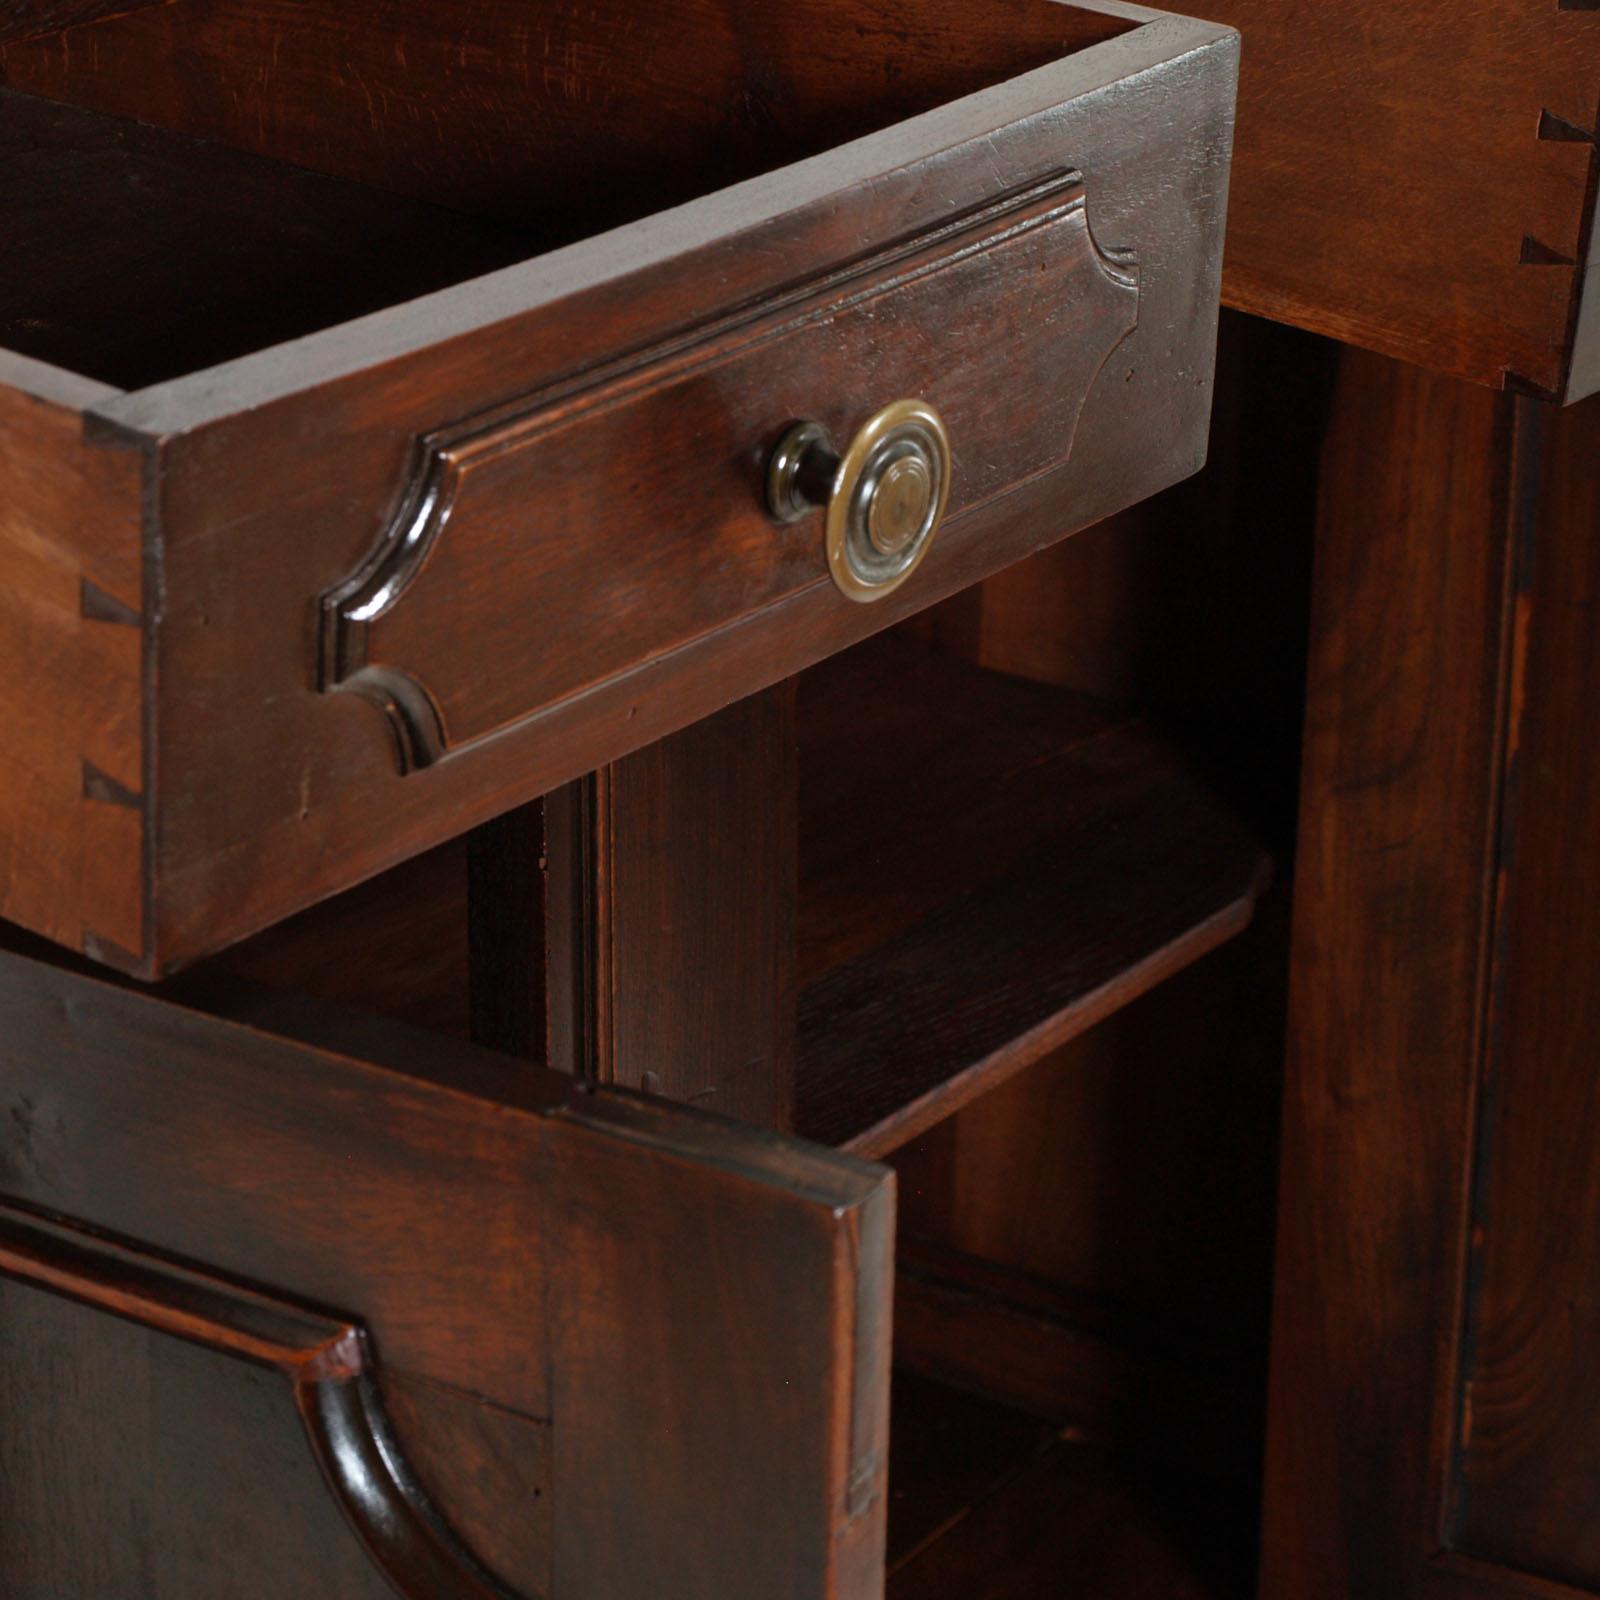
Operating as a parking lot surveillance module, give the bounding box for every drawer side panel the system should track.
[0,370,144,967]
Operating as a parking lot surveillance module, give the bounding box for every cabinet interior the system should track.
[0,0,1130,389]
[156,310,1332,1593]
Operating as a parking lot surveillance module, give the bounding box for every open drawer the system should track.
[0,0,1237,977]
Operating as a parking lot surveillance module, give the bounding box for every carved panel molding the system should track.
[0,1199,518,1600]
[319,170,1138,772]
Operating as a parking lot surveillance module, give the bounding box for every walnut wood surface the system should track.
[316,169,1136,772]
[0,361,142,965]
[794,634,1270,1155]
[1196,0,1600,399]
[0,90,535,390]
[0,0,1130,234]
[1257,350,1526,1600]
[0,7,1236,975]
[891,1236,1234,1453]
[0,945,894,1600]
[17,0,1594,398]
[598,685,798,1128]
[0,1274,403,1600]
[1448,390,1600,1588]
[0,1201,515,1600]
[0,1,163,42]
[218,836,474,1041]
[880,311,1322,1596]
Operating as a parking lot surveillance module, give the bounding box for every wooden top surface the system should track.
[1207,0,1600,399]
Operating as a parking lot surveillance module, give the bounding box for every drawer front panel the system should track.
[83,13,1236,971]
[321,172,1136,771]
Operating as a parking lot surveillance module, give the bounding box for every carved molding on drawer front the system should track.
[0,1200,520,1600]
[319,170,1139,774]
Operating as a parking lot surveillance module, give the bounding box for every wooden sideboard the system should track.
[2,2,1600,1598]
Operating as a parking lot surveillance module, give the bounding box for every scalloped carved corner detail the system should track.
[318,167,1138,775]
[0,1200,519,1600]
[318,439,461,774]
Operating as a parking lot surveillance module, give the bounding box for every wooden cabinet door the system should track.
[1260,341,1600,1600]
[0,945,894,1600]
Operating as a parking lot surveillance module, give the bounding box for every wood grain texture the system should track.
[1193,0,1600,397]
[880,312,1319,1592]
[25,0,1588,398]
[908,307,1333,859]
[795,634,1270,1155]
[891,1237,1226,1447]
[0,1201,517,1600]
[0,90,536,391]
[0,365,143,965]
[380,1369,553,1600]
[0,0,1130,231]
[0,945,895,1600]
[598,685,797,1128]
[1258,351,1526,1600]
[0,1273,400,1600]
[96,15,1235,972]
[1450,389,1600,1589]
[316,169,1136,771]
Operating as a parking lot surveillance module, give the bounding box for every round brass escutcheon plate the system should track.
[765,399,951,602]
[825,400,950,601]
[868,454,933,556]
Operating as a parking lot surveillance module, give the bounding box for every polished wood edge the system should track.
[1559,257,1600,405]
[556,1084,890,1212]
[0,1197,520,1600]
[844,1177,897,1522]
[834,886,1265,1160]
[314,171,1128,773]
[87,12,1233,438]
[543,776,610,1083]
[6,937,890,1215]
[0,348,123,407]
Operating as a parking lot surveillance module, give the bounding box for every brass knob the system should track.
[766,400,951,602]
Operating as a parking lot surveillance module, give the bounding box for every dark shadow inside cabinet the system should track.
[179,310,1334,1597]
[0,0,1128,388]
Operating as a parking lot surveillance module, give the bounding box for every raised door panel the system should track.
[0,946,894,1600]
[1261,342,1600,1600]
[1446,387,1600,1593]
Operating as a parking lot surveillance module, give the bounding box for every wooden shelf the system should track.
[886,1370,1220,1599]
[796,634,1271,1155]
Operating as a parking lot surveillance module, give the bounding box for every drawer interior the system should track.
[0,0,1133,389]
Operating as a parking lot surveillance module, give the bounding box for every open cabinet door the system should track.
[0,946,893,1600]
